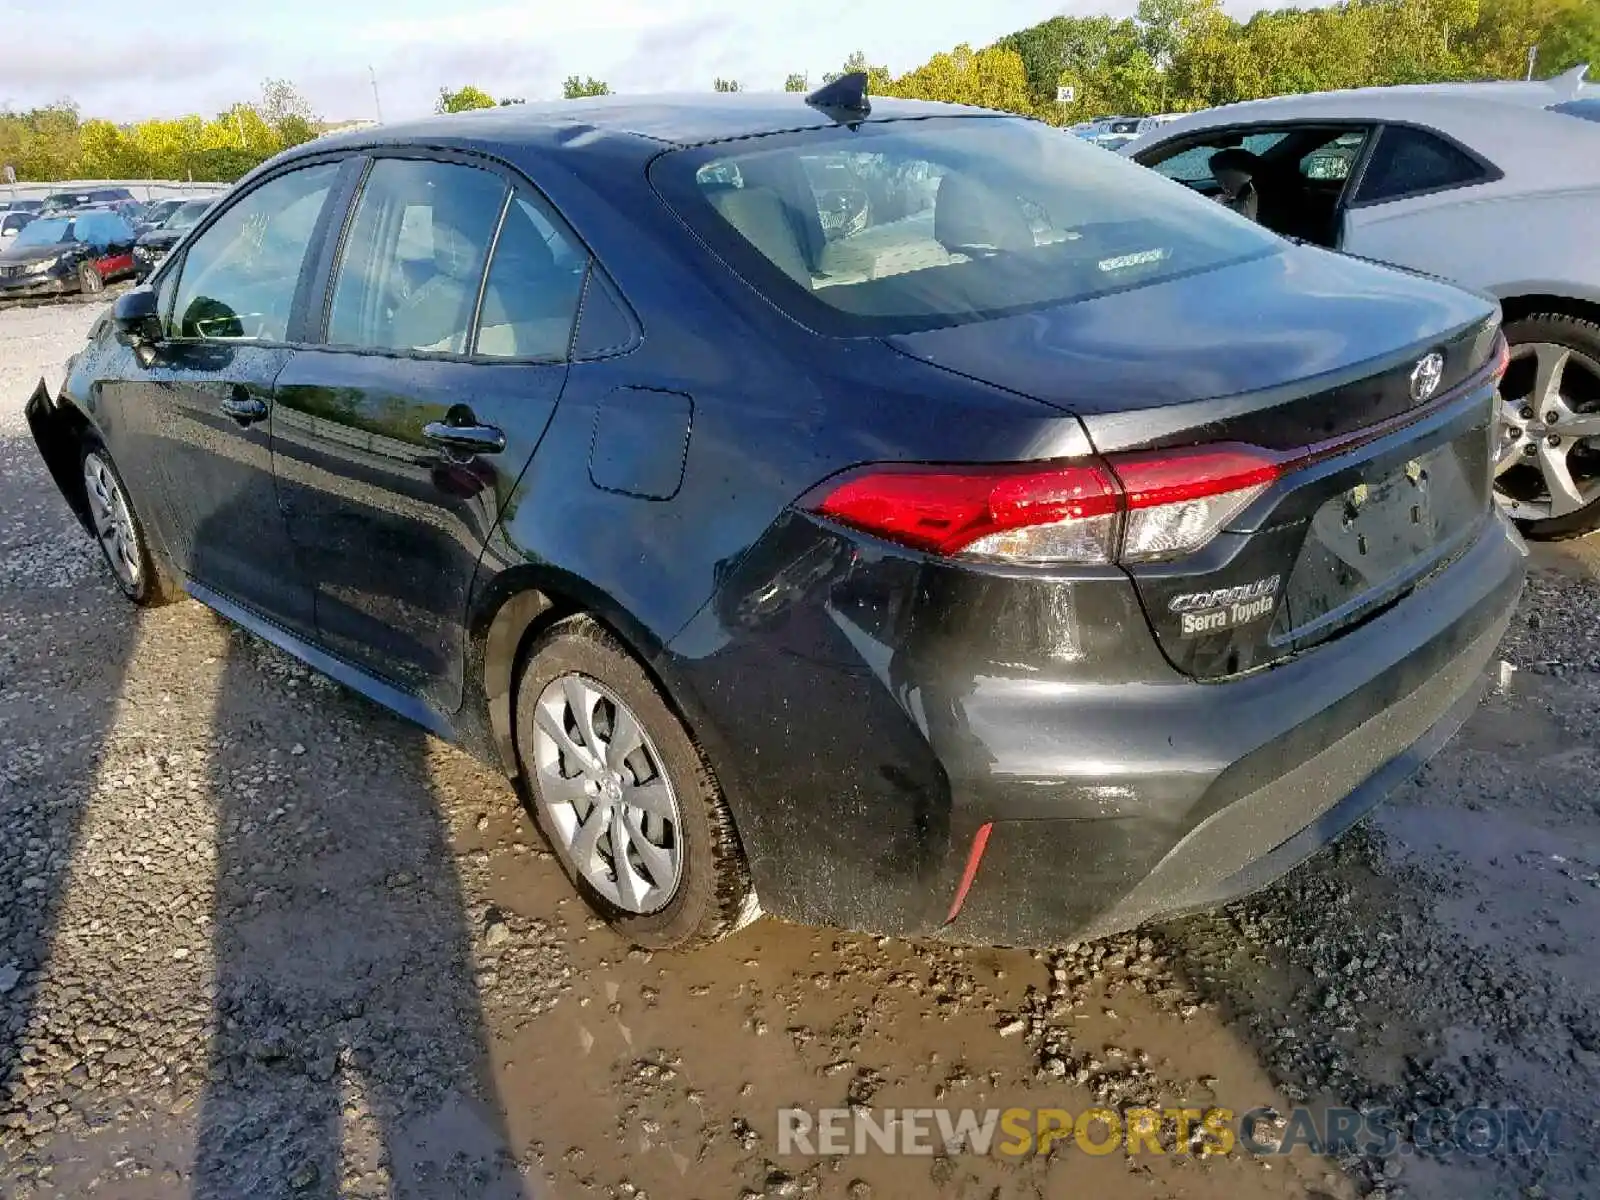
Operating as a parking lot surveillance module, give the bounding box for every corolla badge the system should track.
[1409,352,1445,403]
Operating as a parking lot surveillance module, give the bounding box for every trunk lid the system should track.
[887,244,1503,679]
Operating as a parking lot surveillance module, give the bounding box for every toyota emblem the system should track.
[1410,352,1445,403]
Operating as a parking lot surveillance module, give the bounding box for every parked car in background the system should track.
[133,198,214,280]
[0,198,43,216]
[39,187,135,215]
[1075,115,1183,150]
[25,86,1521,950]
[1125,64,1600,537]
[0,211,36,243]
[136,198,187,232]
[0,208,138,299]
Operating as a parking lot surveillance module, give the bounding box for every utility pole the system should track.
[369,66,385,123]
[1526,45,1539,81]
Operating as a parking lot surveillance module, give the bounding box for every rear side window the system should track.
[172,161,338,341]
[475,195,587,360]
[1354,127,1489,204]
[656,117,1280,336]
[327,158,508,355]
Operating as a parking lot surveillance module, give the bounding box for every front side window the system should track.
[172,161,338,341]
[327,157,508,355]
[78,214,130,248]
[1147,132,1289,185]
[656,117,1281,336]
[1353,126,1488,204]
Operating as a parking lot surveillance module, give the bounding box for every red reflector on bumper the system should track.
[945,822,994,925]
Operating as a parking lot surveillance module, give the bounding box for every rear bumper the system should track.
[941,511,1524,945]
[669,508,1525,946]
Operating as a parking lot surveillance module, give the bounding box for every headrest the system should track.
[1209,148,1262,192]
[710,186,811,286]
[934,174,1034,254]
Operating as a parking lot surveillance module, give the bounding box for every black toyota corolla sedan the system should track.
[26,79,1524,949]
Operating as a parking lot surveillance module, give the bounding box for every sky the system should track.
[0,0,1149,123]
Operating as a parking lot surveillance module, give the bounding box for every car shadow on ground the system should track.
[0,426,142,1150]
[187,616,530,1199]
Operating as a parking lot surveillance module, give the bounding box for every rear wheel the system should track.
[80,441,179,606]
[513,614,755,949]
[1495,313,1600,539]
[77,262,104,296]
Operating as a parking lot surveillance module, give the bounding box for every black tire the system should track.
[78,439,181,606]
[77,262,104,296]
[1501,312,1600,541]
[513,614,754,949]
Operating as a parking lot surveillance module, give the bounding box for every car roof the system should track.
[309,92,994,157]
[48,208,123,221]
[1125,66,1600,188]
[1156,64,1592,126]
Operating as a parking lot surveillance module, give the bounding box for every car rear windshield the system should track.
[651,116,1280,336]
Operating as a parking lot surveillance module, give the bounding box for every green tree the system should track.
[436,85,497,113]
[1537,0,1600,72]
[882,44,1033,114]
[256,79,320,149]
[823,50,893,91]
[562,76,611,98]
[713,77,743,92]
[785,72,809,92]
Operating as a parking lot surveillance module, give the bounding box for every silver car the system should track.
[1126,65,1600,537]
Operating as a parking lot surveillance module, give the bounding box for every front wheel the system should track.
[1495,313,1600,539]
[77,262,104,296]
[80,442,179,606]
[513,614,755,949]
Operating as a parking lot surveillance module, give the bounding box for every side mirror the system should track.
[113,286,164,348]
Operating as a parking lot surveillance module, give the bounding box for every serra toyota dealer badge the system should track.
[1169,574,1282,636]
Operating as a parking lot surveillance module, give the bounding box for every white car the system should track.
[0,211,34,243]
[1125,66,1600,537]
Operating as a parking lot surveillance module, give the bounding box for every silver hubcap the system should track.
[1495,340,1600,521]
[529,674,682,914]
[82,453,141,591]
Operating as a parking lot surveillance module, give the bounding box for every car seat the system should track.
[390,199,491,353]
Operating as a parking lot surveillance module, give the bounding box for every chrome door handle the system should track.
[422,421,506,456]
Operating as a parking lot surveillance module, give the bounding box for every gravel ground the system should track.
[2,301,1599,1199]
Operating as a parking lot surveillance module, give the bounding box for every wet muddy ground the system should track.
[3,303,1598,1199]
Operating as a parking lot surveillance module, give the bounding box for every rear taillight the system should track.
[812,462,1121,563]
[807,443,1282,566]
[1111,445,1281,562]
